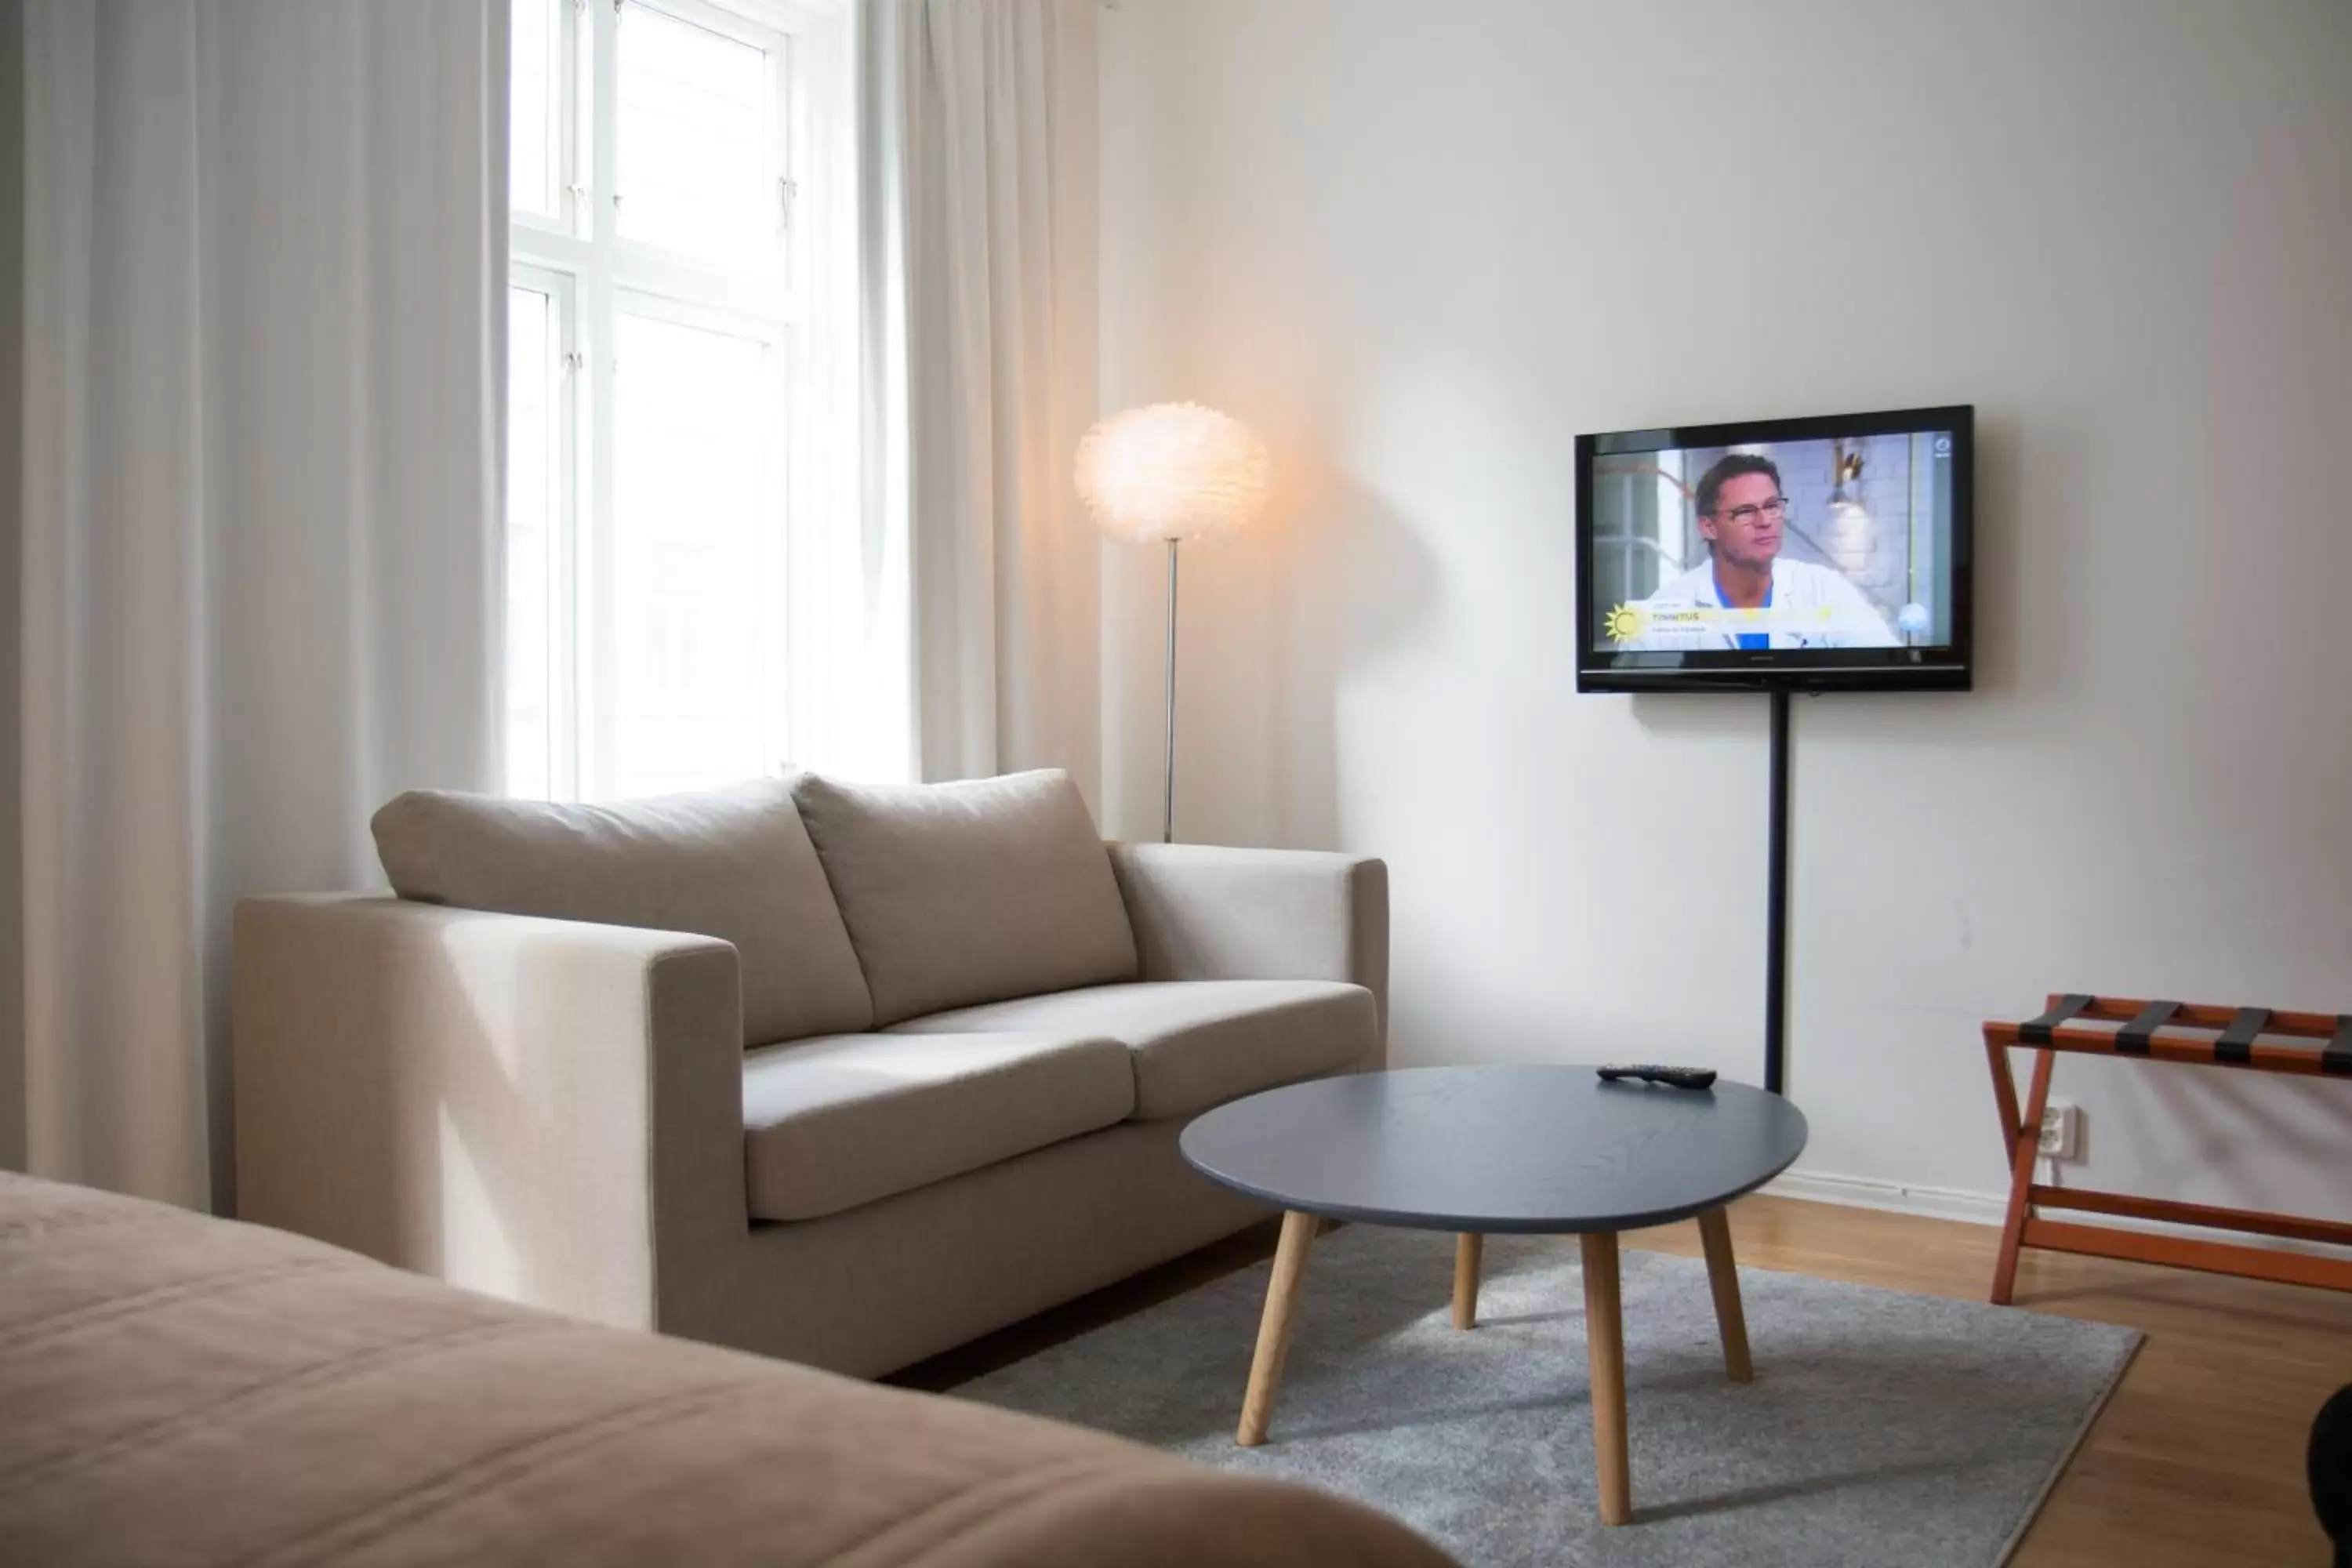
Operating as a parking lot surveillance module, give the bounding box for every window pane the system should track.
[606,308,781,797]
[615,2,773,263]
[510,0,559,219]
[506,285,558,799]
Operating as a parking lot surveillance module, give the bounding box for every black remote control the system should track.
[1596,1064,1717,1091]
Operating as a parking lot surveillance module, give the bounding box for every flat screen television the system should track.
[1575,405,1973,692]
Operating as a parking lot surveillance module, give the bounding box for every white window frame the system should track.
[508,0,810,801]
[506,262,581,800]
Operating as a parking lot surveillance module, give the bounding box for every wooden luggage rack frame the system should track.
[1983,993,2352,1302]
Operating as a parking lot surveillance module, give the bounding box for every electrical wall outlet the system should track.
[2038,1101,2082,1161]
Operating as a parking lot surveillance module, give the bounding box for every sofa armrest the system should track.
[231,895,743,1334]
[1106,844,1389,1040]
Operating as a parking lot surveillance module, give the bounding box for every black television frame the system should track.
[1574,405,1974,694]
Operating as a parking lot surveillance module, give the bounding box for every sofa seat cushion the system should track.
[742,1033,1134,1221]
[372,779,873,1047]
[891,980,1377,1123]
[790,769,1138,1026]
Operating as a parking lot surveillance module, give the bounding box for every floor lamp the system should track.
[1075,403,1270,843]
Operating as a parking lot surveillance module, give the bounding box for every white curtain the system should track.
[16,0,505,1210]
[847,0,1101,789]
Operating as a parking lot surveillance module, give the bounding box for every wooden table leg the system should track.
[1237,1210,1318,1446]
[1452,1232,1483,1330]
[1697,1206,1752,1383]
[1990,1047,2053,1305]
[1580,1230,1632,1526]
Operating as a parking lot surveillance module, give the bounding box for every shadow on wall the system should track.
[1958,410,2041,705]
[2125,1058,2352,1208]
[1260,460,1442,851]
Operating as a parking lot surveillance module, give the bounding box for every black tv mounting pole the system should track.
[1763,689,1792,1094]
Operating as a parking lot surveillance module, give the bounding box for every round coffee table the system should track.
[1179,1065,1809,1526]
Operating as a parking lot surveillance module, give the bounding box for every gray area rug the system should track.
[957,1226,2140,1567]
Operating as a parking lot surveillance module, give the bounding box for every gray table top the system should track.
[1180,1065,1809,1233]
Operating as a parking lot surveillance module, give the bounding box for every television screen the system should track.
[1575,405,1973,692]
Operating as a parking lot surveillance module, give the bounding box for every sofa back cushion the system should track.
[791,769,1138,1025]
[372,779,873,1045]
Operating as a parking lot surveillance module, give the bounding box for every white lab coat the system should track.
[1614,557,1900,651]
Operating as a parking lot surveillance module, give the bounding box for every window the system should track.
[506,0,803,800]
[1588,454,1690,633]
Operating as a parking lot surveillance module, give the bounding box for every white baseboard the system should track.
[1763,1169,2009,1226]
[1762,1167,2352,1262]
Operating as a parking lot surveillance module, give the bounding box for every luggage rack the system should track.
[1982,993,2352,1302]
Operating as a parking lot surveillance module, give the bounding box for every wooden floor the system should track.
[898,1193,2352,1566]
[1637,1197,2350,1566]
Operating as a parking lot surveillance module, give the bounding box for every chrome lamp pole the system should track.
[1162,538,1179,844]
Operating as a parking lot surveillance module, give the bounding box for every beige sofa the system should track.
[0,1170,1454,1567]
[234,769,1387,1377]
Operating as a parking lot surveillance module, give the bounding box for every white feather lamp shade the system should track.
[1074,402,1270,544]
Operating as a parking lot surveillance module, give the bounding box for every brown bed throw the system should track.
[0,1171,1452,1568]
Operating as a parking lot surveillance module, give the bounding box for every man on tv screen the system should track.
[1614,454,1898,651]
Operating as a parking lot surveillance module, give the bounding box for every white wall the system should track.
[1097,0,2352,1218]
